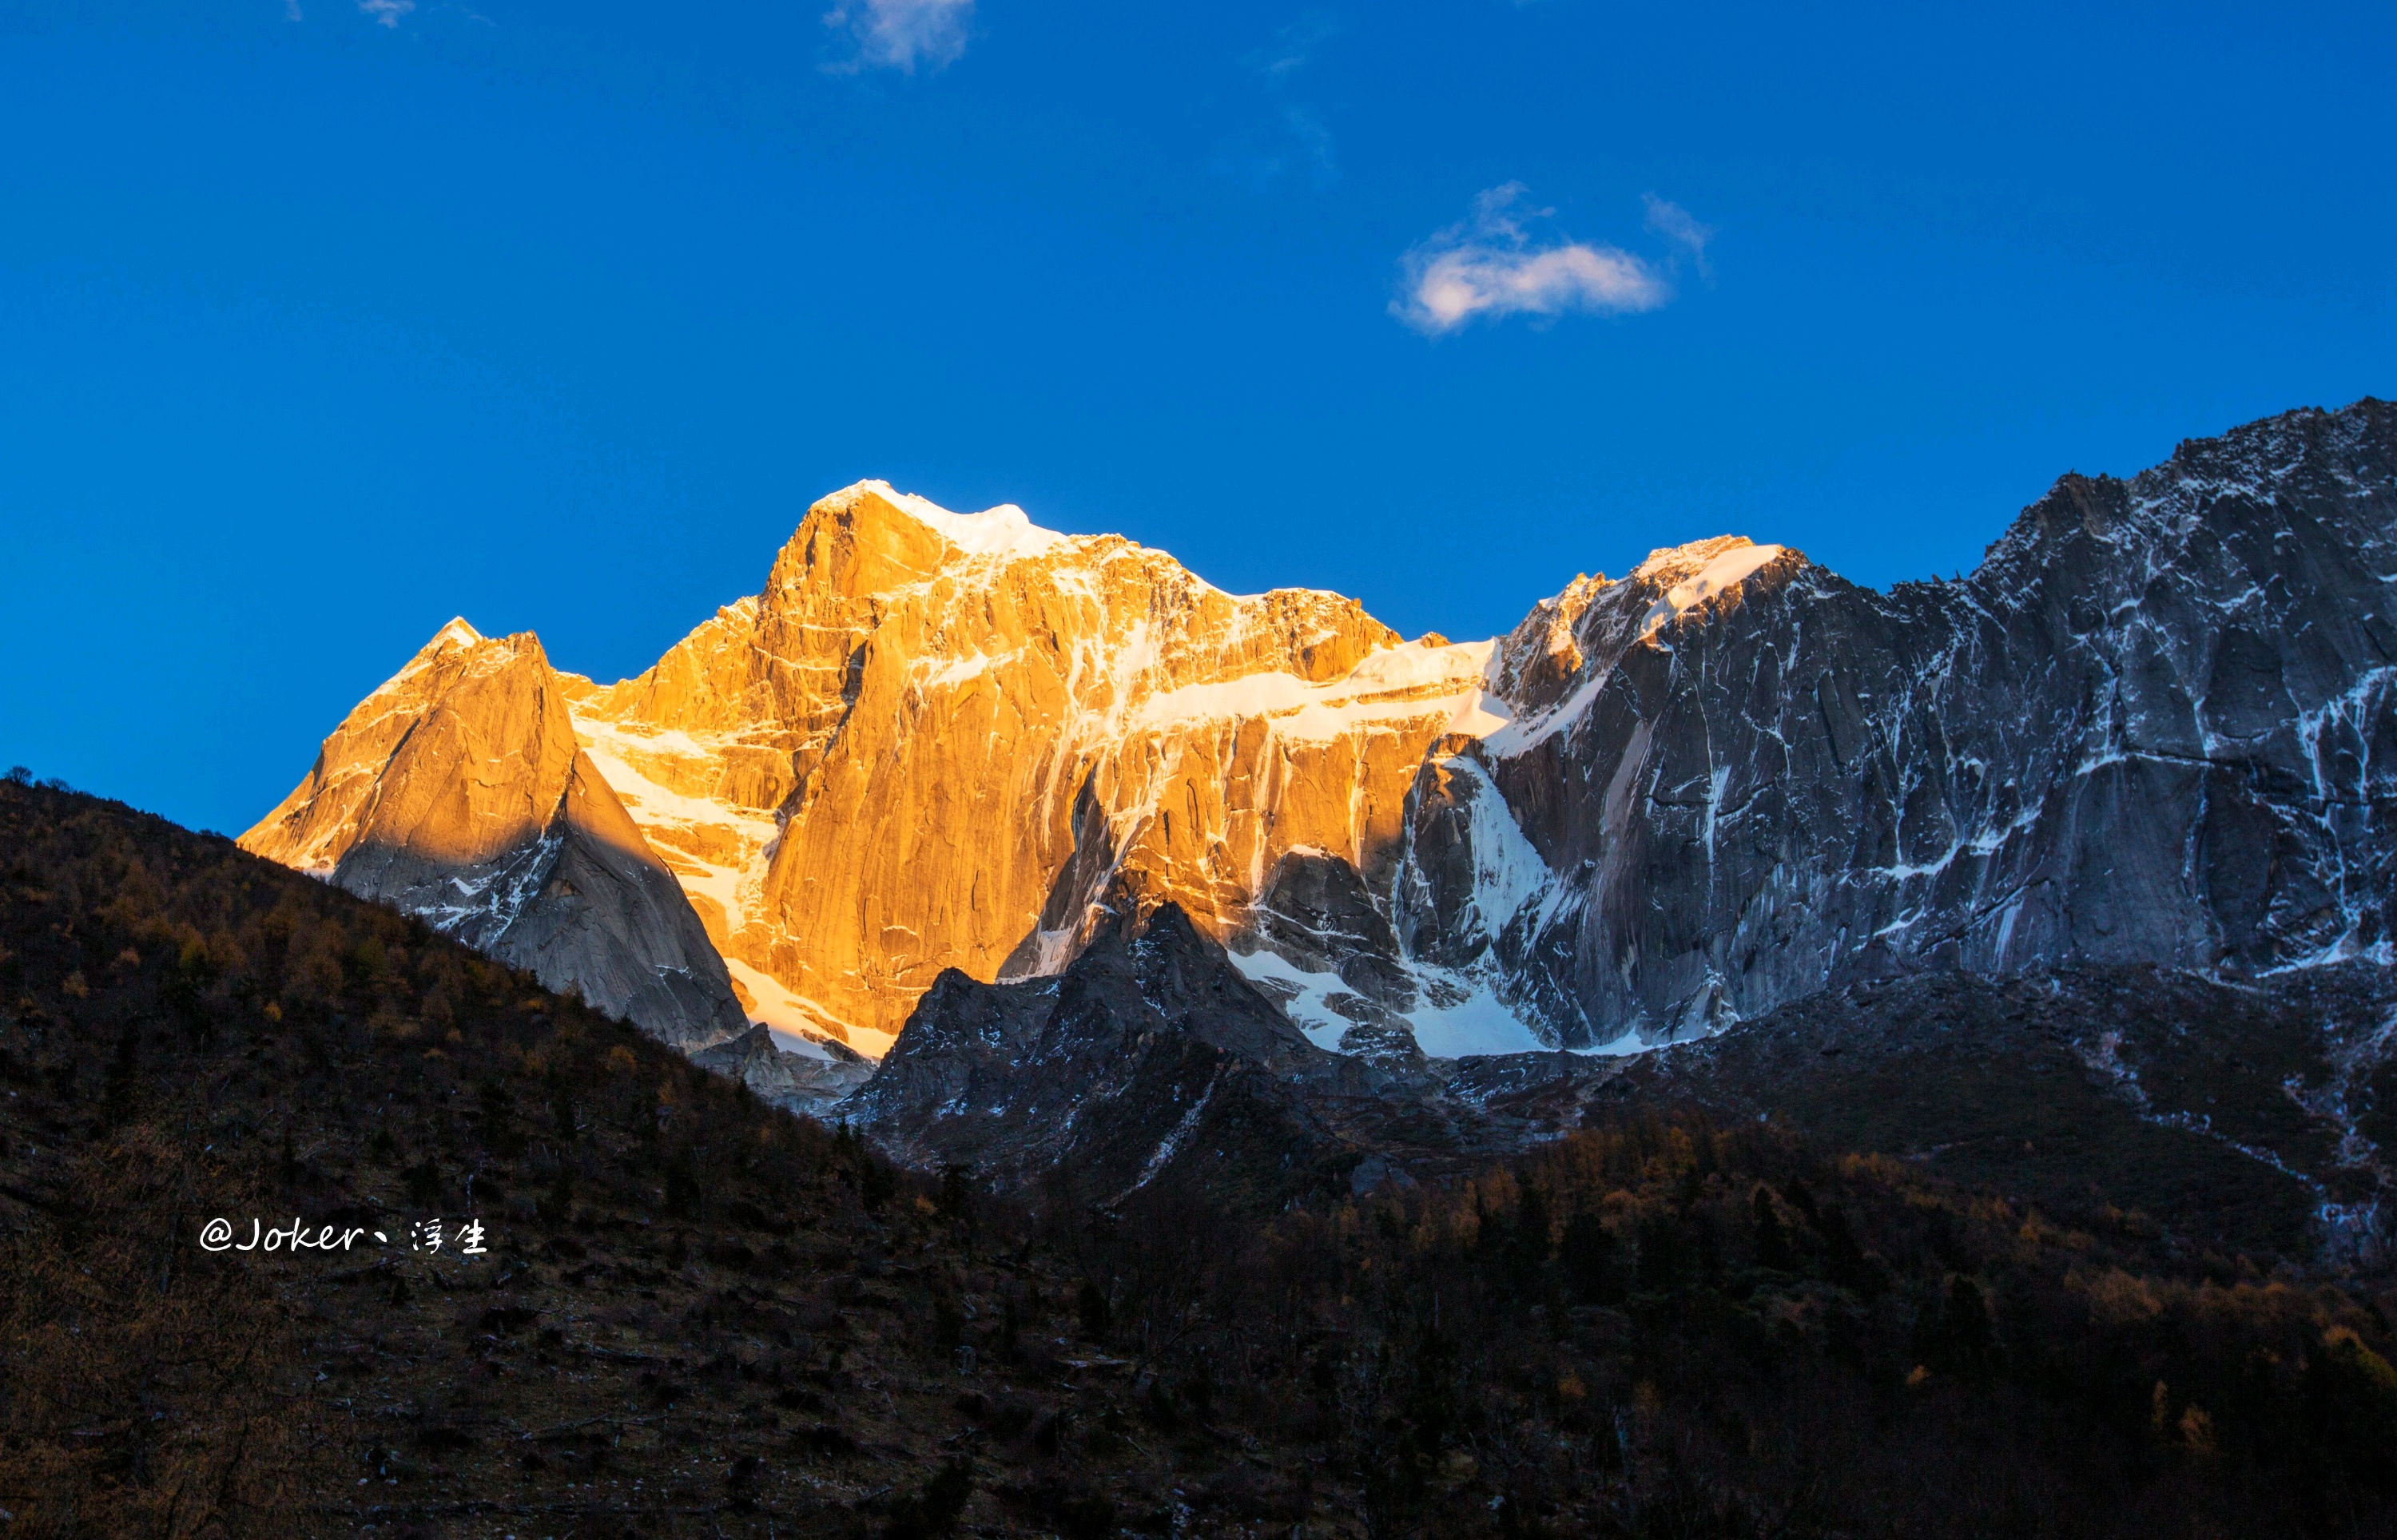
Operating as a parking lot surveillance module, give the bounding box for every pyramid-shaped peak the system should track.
[427,616,485,651]
[362,617,551,706]
[368,617,488,692]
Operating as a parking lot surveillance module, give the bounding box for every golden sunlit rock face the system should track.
[570,482,1496,1050]
[243,620,569,879]
[243,482,1508,1058]
[241,404,2397,1073]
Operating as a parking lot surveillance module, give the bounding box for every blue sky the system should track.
[2,0,2391,835]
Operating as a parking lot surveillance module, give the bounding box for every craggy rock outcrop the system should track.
[239,622,749,1050]
[844,904,1342,1197]
[691,1025,873,1118]
[845,903,1626,1201]
[1401,399,2397,1045]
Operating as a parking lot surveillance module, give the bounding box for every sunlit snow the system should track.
[1633,540,1784,636]
[1131,638,1496,744]
[853,479,1072,561]
[719,956,892,1060]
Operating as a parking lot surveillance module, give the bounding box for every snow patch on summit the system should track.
[1635,539,1785,635]
[856,480,1071,561]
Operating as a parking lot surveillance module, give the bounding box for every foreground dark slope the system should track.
[11,780,2397,1538]
[1612,963,2397,1264]
[0,782,1183,1536]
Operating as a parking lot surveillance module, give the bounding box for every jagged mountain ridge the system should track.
[845,903,1625,1203]
[1405,397,2397,1044]
[244,399,2397,1078]
[849,898,2397,1262]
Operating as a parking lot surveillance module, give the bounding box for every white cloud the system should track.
[284,0,304,20]
[1393,185,1673,335]
[1643,193,1715,277]
[823,0,972,75]
[358,0,412,25]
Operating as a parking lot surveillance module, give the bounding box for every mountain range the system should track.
[240,399,2397,1236]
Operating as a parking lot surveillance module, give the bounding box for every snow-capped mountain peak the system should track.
[242,399,2397,1090]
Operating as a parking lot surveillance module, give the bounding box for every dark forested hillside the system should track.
[1609,963,2397,1267]
[0,780,1119,1536]
[6,779,2397,1538]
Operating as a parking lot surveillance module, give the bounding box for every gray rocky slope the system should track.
[1391,397,2397,1046]
[851,901,2397,1265]
[845,904,1622,1203]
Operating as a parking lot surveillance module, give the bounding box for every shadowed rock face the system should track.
[1241,850,1412,1006]
[1401,399,2397,1045]
[691,1026,873,1117]
[855,895,2397,1260]
[1602,961,2397,1265]
[845,903,1630,1201]
[239,624,749,1050]
[843,904,1336,1197]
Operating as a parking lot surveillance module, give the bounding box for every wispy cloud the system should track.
[358,0,413,26]
[822,0,973,75]
[1393,185,1677,335]
[1643,194,1715,279]
[1254,12,1338,82]
[1213,14,1342,190]
[284,0,304,20]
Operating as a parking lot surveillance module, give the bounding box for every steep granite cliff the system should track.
[1401,399,2397,1044]
[566,480,1496,1050]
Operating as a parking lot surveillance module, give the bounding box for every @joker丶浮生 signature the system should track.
[198,1216,490,1254]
